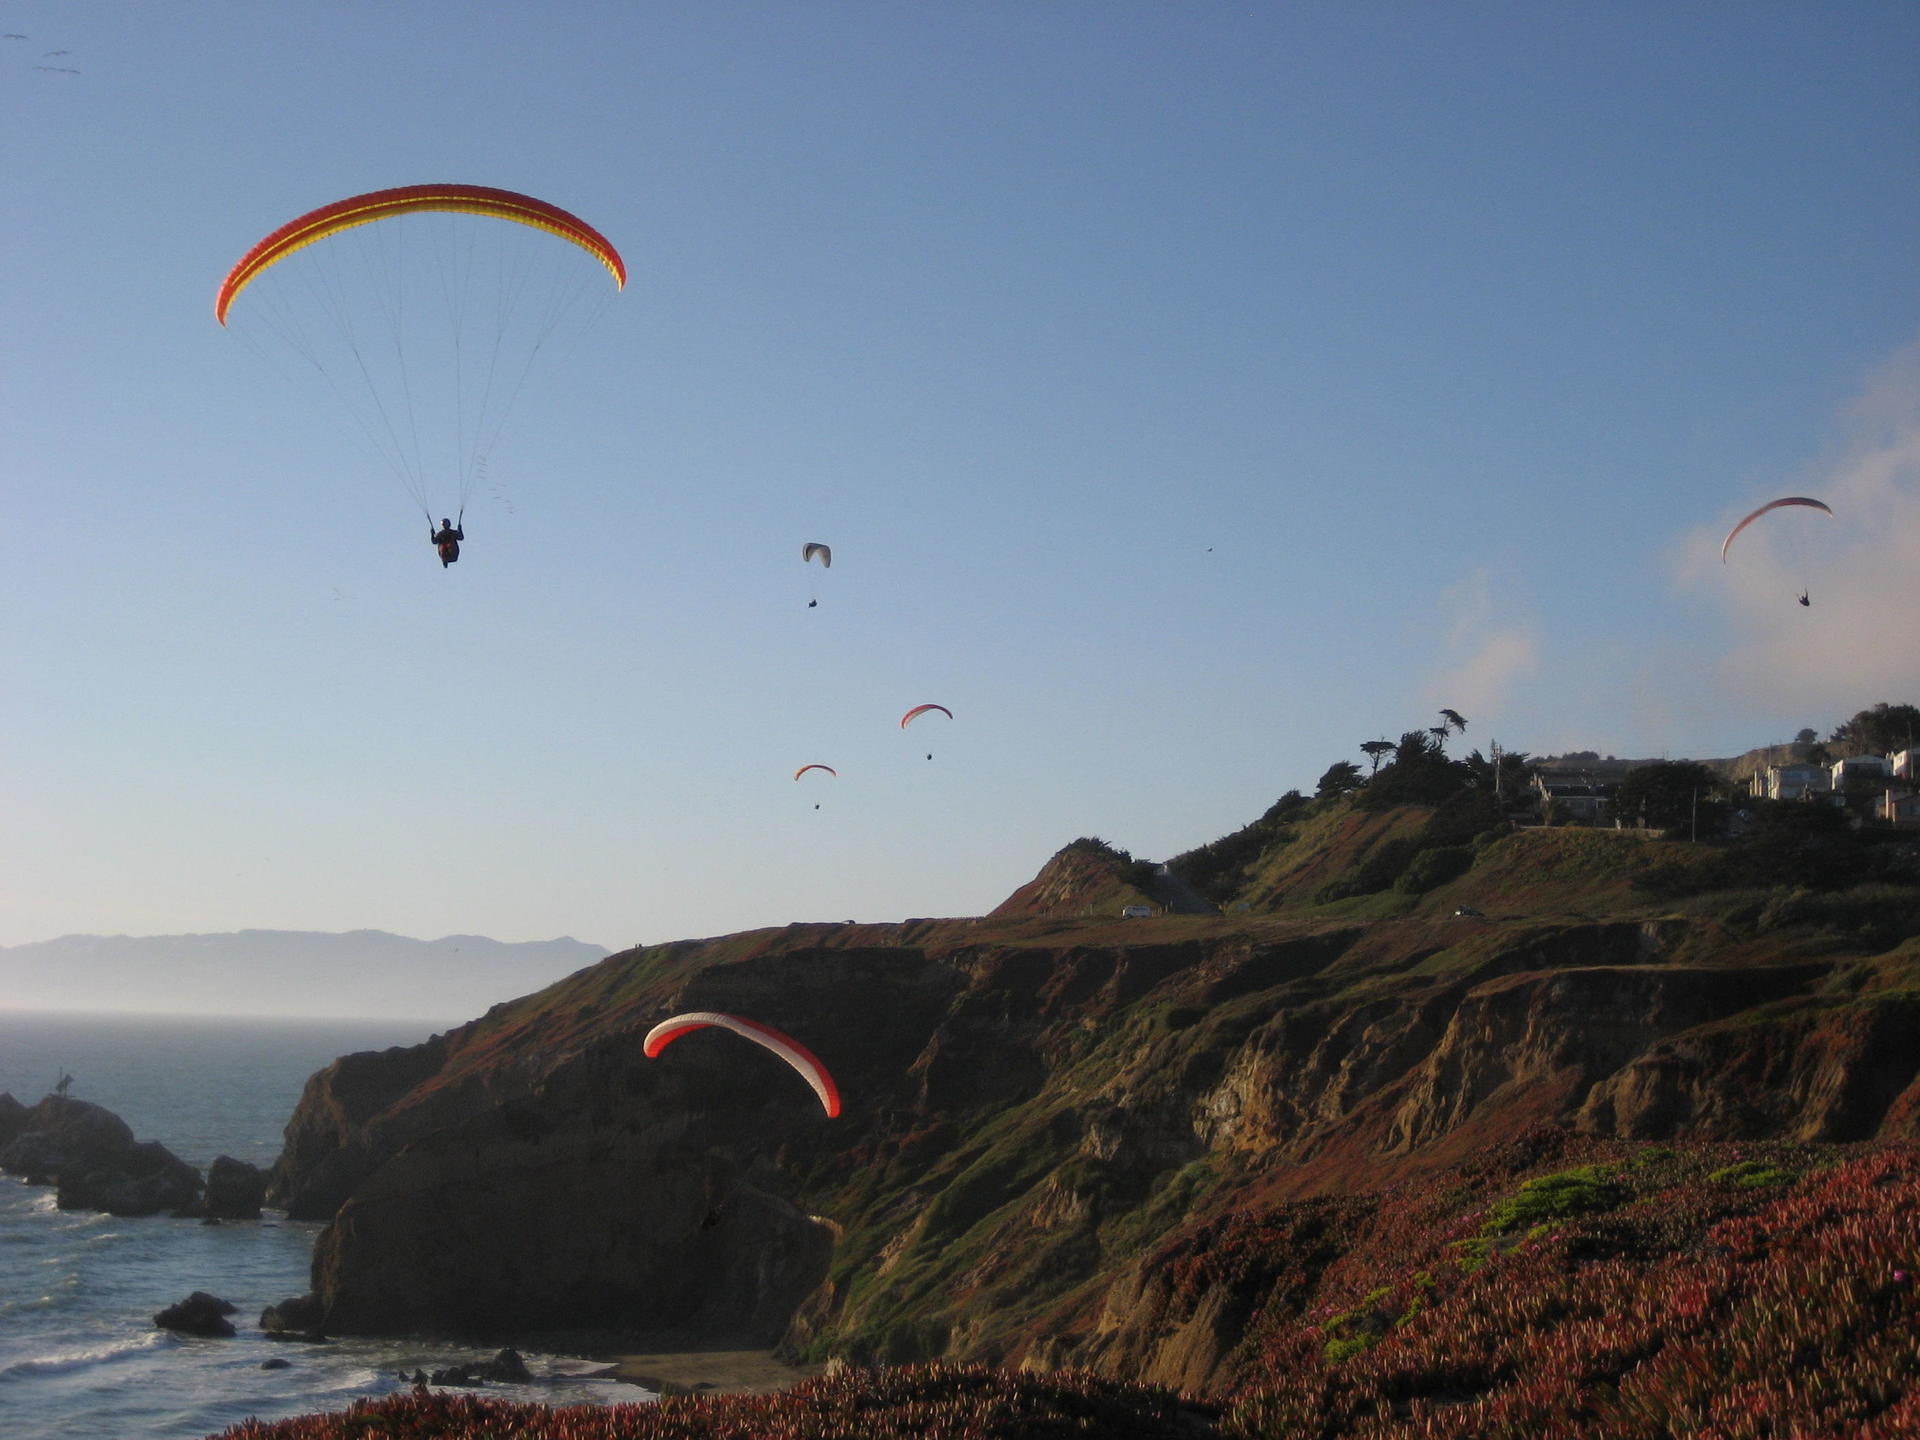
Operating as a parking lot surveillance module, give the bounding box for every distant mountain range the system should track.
[0,930,611,1023]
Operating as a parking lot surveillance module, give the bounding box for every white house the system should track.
[1753,762,1831,802]
[1891,749,1919,781]
[1832,755,1894,791]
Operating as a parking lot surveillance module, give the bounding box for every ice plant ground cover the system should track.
[206,1364,1205,1439]
[1211,1135,1920,1439]
[209,1134,1919,1439]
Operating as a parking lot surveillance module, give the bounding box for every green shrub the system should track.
[1709,1160,1799,1189]
[1482,1164,1625,1234]
[1322,1335,1372,1365]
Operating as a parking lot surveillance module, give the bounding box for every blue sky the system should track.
[2,2,1917,955]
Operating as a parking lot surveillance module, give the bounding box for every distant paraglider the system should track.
[643,1011,842,1118]
[899,704,951,729]
[1721,497,1833,605]
[901,703,951,759]
[795,762,835,807]
[1721,497,1832,562]
[802,542,831,606]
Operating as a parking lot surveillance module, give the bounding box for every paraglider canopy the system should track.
[643,1011,841,1118]
[1721,497,1833,563]
[899,703,953,729]
[216,184,625,324]
[801,543,831,568]
[793,764,837,780]
[215,183,625,529]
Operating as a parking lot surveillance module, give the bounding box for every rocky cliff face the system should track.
[270,830,1920,1390]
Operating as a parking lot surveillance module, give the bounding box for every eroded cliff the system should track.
[270,820,1920,1392]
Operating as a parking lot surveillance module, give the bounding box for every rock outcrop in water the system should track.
[268,815,1920,1386]
[154,1291,238,1338]
[0,1094,202,1217]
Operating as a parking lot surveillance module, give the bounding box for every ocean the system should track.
[0,1011,648,1440]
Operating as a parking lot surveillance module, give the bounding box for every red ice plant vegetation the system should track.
[1214,1141,1920,1438]
[206,1363,1204,1440]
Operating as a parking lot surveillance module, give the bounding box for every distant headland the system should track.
[0,930,610,1024]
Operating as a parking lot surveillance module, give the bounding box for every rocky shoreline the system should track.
[0,1091,268,1218]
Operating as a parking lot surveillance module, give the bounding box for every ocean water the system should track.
[0,1011,648,1440]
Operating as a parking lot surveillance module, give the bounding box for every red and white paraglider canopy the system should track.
[643,1011,841,1118]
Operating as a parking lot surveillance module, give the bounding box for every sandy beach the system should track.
[608,1349,825,1396]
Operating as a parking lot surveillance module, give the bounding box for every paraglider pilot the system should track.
[1798,591,1810,607]
[431,517,464,568]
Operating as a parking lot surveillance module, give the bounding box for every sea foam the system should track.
[0,1328,173,1381]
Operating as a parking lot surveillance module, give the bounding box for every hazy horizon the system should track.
[0,929,612,1023]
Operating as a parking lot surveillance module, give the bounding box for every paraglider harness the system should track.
[431,512,464,568]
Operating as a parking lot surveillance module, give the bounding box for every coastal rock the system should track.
[0,1097,203,1216]
[0,1096,136,1184]
[57,1139,202,1217]
[198,1156,268,1219]
[154,1291,238,1338]
[423,1349,531,1387]
[267,1036,452,1220]
[261,1294,328,1335]
[0,1092,28,1148]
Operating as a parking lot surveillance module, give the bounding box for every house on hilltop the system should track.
[1832,755,1895,793]
[1751,762,1837,803]
[1531,774,1615,825]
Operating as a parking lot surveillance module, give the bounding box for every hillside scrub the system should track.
[1635,805,1920,901]
[1168,793,1308,905]
[206,1366,1208,1440]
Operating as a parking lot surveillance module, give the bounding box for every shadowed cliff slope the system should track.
[270,812,1920,1395]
